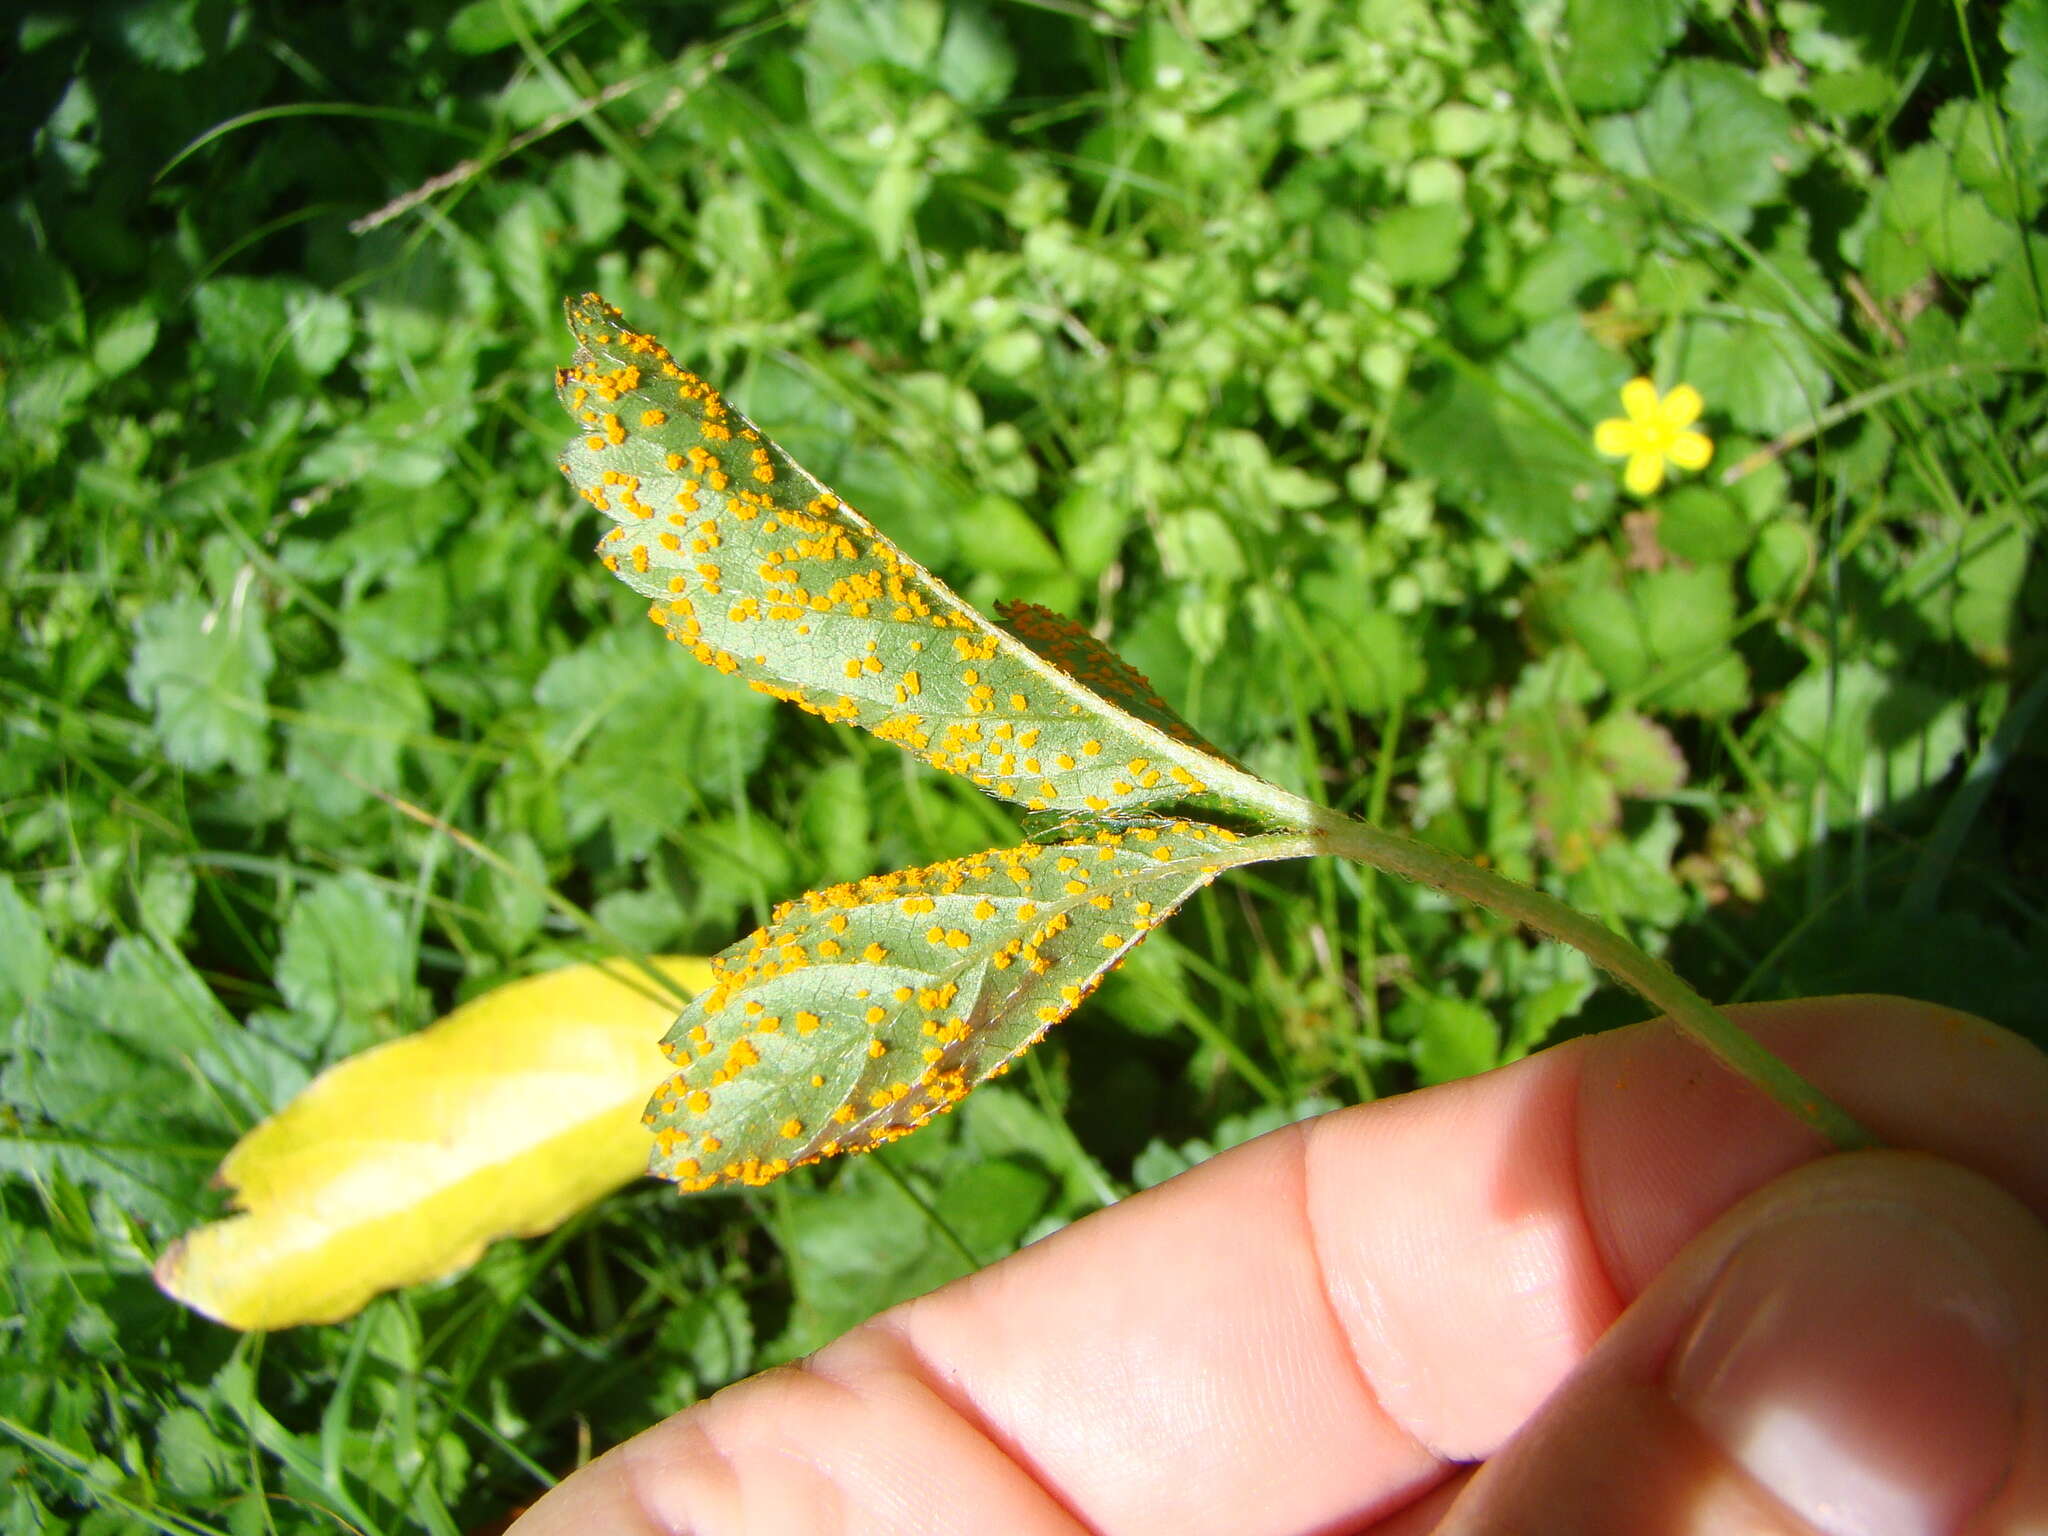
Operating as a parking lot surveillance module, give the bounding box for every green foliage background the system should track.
[4,0,2044,1527]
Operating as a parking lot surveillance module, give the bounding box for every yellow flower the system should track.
[1594,377,1713,497]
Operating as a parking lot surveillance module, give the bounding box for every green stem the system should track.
[1279,800,1876,1152]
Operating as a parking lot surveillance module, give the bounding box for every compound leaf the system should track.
[555,293,1243,817]
[645,820,1306,1192]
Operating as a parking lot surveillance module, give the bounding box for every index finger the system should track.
[512,997,2048,1536]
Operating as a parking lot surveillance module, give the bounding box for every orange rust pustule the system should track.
[638,820,1256,1194]
[556,292,1236,819]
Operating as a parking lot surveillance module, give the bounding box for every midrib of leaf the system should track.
[554,293,1296,826]
[643,820,1310,1192]
[554,296,1876,1191]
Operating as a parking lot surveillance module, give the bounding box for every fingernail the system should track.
[1668,1200,2020,1536]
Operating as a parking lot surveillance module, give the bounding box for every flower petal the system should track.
[1620,377,1660,424]
[1625,450,1666,497]
[1668,430,1714,471]
[1594,418,1639,458]
[1658,383,1704,430]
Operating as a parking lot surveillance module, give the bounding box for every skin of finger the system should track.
[1579,996,2048,1300]
[1437,1152,2048,1535]
[507,997,2048,1536]
[509,1330,1094,1536]
[1303,995,2048,1464]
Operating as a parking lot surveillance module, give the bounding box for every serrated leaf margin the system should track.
[644,819,1308,1192]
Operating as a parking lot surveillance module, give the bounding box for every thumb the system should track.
[1441,1151,2047,1535]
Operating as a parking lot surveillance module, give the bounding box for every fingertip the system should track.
[1445,1153,2048,1535]
[1670,1183,2021,1536]
[1578,996,2048,1295]
[508,1339,1092,1536]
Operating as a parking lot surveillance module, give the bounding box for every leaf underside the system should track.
[994,600,1229,759]
[555,293,1236,816]
[645,819,1301,1193]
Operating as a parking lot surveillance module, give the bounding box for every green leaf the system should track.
[661,1283,756,1389]
[1675,216,1838,435]
[935,0,1016,108]
[284,290,352,378]
[1156,507,1246,582]
[285,660,429,820]
[191,276,338,401]
[644,820,1304,1192]
[1863,142,2018,297]
[1587,708,1687,797]
[1052,482,1135,581]
[770,1169,969,1355]
[1393,994,1498,1086]
[0,881,53,1018]
[127,593,274,774]
[556,294,1246,817]
[803,0,944,76]
[1535,549,1750,715]
[797,761,877,884]
[1907,518,2031,667]
[1759,659,1969,830]
[1509,198,1638,318]
[1394,322,1625,561]
[447,0,592,53]
[345,563,451,662]
[1132,1095,1341,1189]
[2004,0,2048,150]
[1961,235,2048,362]
[1502,676,1687,869]
[1657,486,1750,564]
[559,152,629,246]
[1591,60,1808,236]
[91,304,160,379]
[1186,0,1258,39]
[274,872,416,1059]
[1677,316,1832,437]
[156,1408,232,1499]
[1292,598,1424,716]
[114,0,207,71]
[1636,565,1750,715]
[1371,201,1470,289]
[464,831,550,956]
[2,939,258,1229]
[1555,0,1690,113]
[934,1155,1055,1255]
[533,627,776,860]
[960,493,1064,576]
[1746,519,1813,604]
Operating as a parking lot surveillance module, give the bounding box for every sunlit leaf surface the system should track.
[555,293,1237,816]
[646,820,1305,1192]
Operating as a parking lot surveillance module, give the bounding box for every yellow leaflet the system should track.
[155,957,710,1330]
[554,293,1236,816]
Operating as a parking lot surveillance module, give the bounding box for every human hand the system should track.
[508,997,2048,1534]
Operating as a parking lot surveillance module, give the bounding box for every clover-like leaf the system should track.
[644,819,1307,1192]
[555,293,1242,817]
